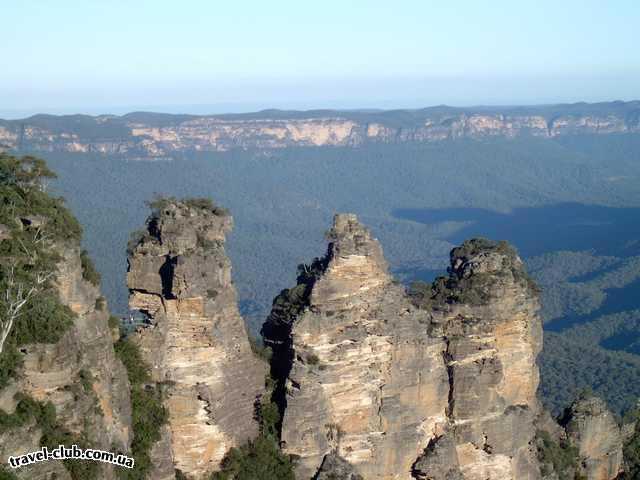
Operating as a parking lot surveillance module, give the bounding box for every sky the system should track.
[2,0,639,117]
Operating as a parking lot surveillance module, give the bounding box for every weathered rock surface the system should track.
[562,396,623,480]
[1,102,639,158]
[315,453,364,480]
[263,214,543,480]
[127,199,267,478]
[420,238,543,480]
[0,243,132,479]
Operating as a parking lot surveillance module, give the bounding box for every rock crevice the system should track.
[263,214,544,480]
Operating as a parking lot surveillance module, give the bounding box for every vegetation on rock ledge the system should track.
[210,383,294,480]
[0,393,99,479]
[0,154,81,389]
[114,337,168,480]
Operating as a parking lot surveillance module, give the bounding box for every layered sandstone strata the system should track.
[1,102,638,157]
[127,199,266,478]
[263,214,543,480]
[0,243,131,479]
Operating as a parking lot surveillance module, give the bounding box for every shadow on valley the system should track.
[394,202,640,259]
[394,202,640,333]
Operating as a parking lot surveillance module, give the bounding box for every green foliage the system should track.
[79,369,93,394]
[80,249,101,286]
[623,407,640,480]
[249,336,273,362]
[12,293,75,345]
[408,277,450,310]
[541,311,640,417]
[95,296,106,311]
[147,195,229,217]
[0,393,99,479]
[210,397,295,480]
[0,154,80,389]
[114,338,150,385]
[0,466,19,480]
[183,197,230,216]
[108,315,121,331]
[536,430,580,480]
[0,344,21,390]
[210,435,295,480]
[0,153,81,241]
[114,338,167,480]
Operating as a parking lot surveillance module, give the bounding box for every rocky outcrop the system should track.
[127,199,267,478]
[263,214,543,480]
[561,396,623,480]
[1,101,639,158]
[0,244,132,479]
[419,238,543,480]
[315,453,364,480]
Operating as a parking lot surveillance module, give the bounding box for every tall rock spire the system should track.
[263,215,544,480]
[127,198,266,478]
[264,213,450,479]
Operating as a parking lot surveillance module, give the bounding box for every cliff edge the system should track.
[263,214,543,480]
[127,198,267,478]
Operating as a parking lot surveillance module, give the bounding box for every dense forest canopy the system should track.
[15,132,640,417]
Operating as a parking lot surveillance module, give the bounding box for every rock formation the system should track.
[416,238,543,480]
[561,396,624,480]
[127,198,267,478]
[263,214,543,480]
[0,240,131,479]
[1,101,638,158]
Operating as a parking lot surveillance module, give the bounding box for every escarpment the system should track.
[126,198,267,478]
[262,214,544,480]
[0,213,131,477]
[1,101,639,158]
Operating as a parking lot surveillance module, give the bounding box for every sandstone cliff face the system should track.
[416,239,543,480]
[127,199,267,478]
[562,397,623,480]
[2,102,639,158]
[263,214,543,480]
[0,243,132,479]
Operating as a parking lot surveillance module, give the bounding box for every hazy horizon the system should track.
[2,0,638,118]
[1,95,639,121]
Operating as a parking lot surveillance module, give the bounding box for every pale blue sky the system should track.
[2,0,639,117]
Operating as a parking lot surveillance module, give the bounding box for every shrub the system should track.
[108,315,121,331]
[249,337,273,362]
[95,296,106,311]
[115,338,167,480]
[79,369,93,394]
[0,154,80,388]
[80,249,101,286]
[622,407,640,479]
[0,466,18,479]
[0,345,21,390]
[12,293,75,345]
[0,393,99,479]
[210,397,294,480]
[536,430,580,480]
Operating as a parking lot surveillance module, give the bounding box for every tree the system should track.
[0,153,80,378]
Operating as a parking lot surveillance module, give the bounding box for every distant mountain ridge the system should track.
[1,101,639,158]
